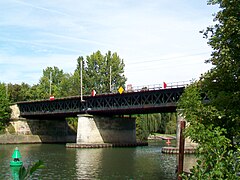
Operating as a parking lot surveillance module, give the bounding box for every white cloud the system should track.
[0,54,78,84]
[0,0,218,86]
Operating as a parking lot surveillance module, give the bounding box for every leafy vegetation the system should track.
[178,0,240,178]
[0,83,11,133]
[77,50,126,94]
[19,160,44,180]
[135,113,177,141]
[66,117,78,132]
[179,84,240,179]
[6,50,127,102]
[199,0,240,145]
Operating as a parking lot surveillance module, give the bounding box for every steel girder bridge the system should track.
[17,87,185,120]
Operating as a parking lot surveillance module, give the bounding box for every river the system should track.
[0,141,196,180]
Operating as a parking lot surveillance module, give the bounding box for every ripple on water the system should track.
[0,142,195,180]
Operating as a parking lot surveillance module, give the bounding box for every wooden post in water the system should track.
[177,120,186,180]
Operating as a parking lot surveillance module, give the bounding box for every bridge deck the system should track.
[17,87,185,119]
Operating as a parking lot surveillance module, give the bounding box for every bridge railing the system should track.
[165,80,191,88]
[127,80,191,92]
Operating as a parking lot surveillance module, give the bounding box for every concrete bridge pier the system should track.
[74,114,137,147]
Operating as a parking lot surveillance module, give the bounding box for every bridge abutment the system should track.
[0,105,76,144]
[0,119,76,144]
[75,114,137,146]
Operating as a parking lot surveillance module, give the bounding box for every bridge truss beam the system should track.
[17,87,184,119]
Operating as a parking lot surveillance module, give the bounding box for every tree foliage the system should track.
[6,50,127,101]
[135,113,177,141]
[19,160,44,180]
[37,66,65,99]
[0,83,11,132]
[74,50,127,95]
[0,83,11,120]
[179,84,240,179]
[7,83,32,102]
[200,0,240,142]
[178,1,240,178]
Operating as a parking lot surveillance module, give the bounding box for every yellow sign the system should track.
[118,86,124,94]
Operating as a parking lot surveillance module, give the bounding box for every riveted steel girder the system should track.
[17,87,184,119]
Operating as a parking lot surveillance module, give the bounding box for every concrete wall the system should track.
[77,115,136,144]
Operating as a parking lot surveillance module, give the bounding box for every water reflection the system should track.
[75,145,178,179]
[76,148,103,179]
[0,142,196,179]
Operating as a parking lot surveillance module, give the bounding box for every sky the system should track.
[0,0,219,87]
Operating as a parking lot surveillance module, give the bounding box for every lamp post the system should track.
[49,71,52,96]
[109,66,112,92]
[5,83,8,98]
[80,58,83,101]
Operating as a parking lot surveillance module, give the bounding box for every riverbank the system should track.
[148,134,197,154]
[148,134,176,140]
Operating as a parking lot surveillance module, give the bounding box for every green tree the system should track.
[179,84,240,179]
[200,0,240,143]
[71,56,88,95]
[136,115,149,141]
[37,66,65,99]
[0,83,11,132]
[73,51,127,95]
[8,83,21,102]
[178,1,240,177]
[28,84,41,100]
[19,83,32,101]
[135,113,177,140]
[104,51,126,93]
[0,83,10,120]
[58,73,76,97]
[165,113,177,134]
[8,83,32,102]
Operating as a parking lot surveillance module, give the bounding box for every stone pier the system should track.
[77,114,136,144]
[66,114,148,148]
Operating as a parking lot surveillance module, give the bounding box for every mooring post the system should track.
[177,120,186,180]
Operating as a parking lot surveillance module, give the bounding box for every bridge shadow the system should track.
[25,119,76,143]
[92,116,136,144]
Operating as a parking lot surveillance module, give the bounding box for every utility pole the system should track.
[5,83,8,98]
[80,58,83,101]
[49,71,52,96]
[109,66,112,92]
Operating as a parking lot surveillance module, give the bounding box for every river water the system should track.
[0,141,196,180]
